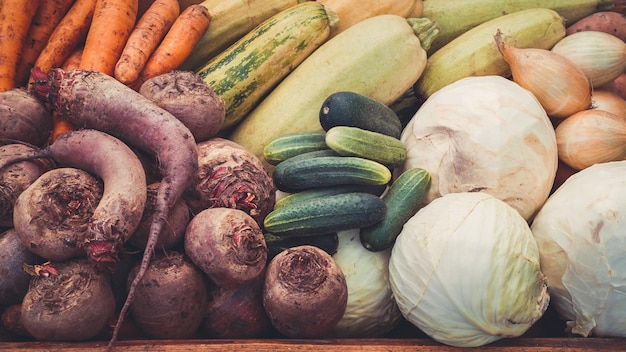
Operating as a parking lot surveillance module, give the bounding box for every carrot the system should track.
[132,4,210,88]
[29,0,97,86]
[114,0,180,84]
[79,0,138,76]
[14,0,74,87]
[0,0,40,92]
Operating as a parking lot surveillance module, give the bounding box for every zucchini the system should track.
[196,2,338,131]
[180,0,302,71]
[319,91,403,138]
[414,8,566,99]
[264,232,339,261]
[273,155,392,192]
[228,15,439,167]
[263,131,328,166]
[274,183,387,209]
[263,192,387,236]
[360,168,431,252]
[422,0,614,54]
[325,126,406,167]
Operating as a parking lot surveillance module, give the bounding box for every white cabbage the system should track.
[531,161,626,337]
[330,229,401,337]
[396,75,558,221]
[389,192,549,347]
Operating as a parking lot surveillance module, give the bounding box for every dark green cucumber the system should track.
[325,126,407,167]
[264,232,339,261]
[272,155,392,192]
[319,91,403,138]
[263,192,387,236]
[360,167,431,252]
[274,183,387,209]
[263,131,329,165]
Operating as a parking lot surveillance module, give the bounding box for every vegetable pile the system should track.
[1,0,626,350]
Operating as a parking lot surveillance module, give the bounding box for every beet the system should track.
[20,258,116,341]
[185,207,268,290]
[0,144,53,227]
[13,167,104,261]
[263,245,348,338]
[127,182,190,250]
[1,304,30,338]
[126,250,208,339]
[0,88,53,147]
[0,229,39,305]
[138,70,225,142]
[183,138,275,225]
[201,274,273,338]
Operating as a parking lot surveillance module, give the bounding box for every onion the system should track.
[551,30,626,88]
[555,109,626,170]
[591,89,626,118]
[495,30,592,119]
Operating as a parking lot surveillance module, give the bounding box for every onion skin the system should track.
[20,258,116,341]
[185,207,267,290]
[263,245,348,338]
[591,89,626,118]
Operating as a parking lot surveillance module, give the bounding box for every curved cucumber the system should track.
[325,126,406,167]
[360,167,431,252]
[263,131,328,165]
[263,192,387,236]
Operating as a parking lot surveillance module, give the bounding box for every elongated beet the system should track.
[0,88,53,147]
[13,167,103,261]
[0,144,53,227]
[30,68,198,349]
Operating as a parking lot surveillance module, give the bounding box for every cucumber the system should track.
[272,155,392,192]
[263,192,387,236]
[264,232,339,261]
[319,91,403,138]
[274,183,387,209]
[360,168,431,252]
[196,2,337,130]
[325,126,406,167]
[263,131,329,166]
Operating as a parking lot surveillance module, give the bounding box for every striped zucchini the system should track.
[196,2,337,130]
[263,192,387,236]
[263,131,328,165]
[325,126,407,167]
[360,168,431,252]
[423,0,614,54]
[273,155,392,193]
[180,0,302,71]
[414,8,566,99]
[228,15,439,167]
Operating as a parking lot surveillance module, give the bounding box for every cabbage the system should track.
[531,161,626,337]
[396,75,558,221]
[389,192,549,347]
[329,229,401,337]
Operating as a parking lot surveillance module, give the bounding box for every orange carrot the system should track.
[79,0,139,76]
[29,0,97,86]
[48,46,84,144]
[114,0,180,84]
[132,4,210,89]
[14,0,74,87]
[0,0,40,92]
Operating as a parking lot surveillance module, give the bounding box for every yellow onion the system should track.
[592,89,626,118]
[495,30,592,119]
[555,109,626,170]
[552,30,626,88]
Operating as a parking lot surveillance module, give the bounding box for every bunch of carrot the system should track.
[0,0,211,139]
